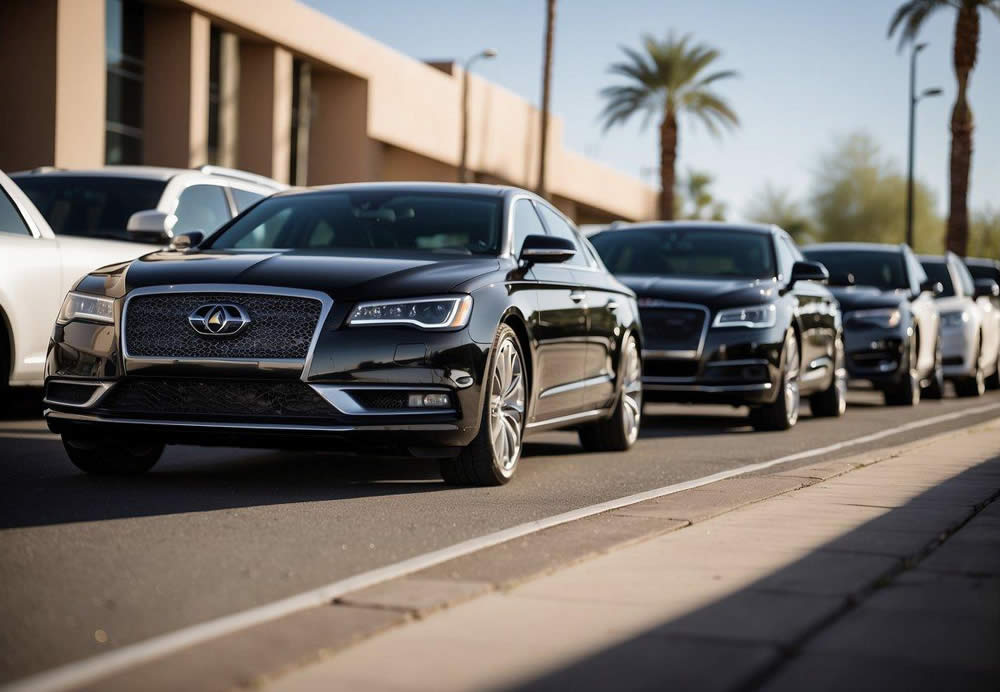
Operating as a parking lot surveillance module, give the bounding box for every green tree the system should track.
[680,169,726,221]
[968,206,1000,258]
[599,33,739,220]
[888,0,1000,256]
[745,184,815,244]
[809,133,943,252]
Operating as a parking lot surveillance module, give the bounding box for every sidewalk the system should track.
[267,422,1000,692]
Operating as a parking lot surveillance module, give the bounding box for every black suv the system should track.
[803,243,943,405]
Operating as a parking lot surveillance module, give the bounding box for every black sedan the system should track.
[803,243,943,405]
[42,184,643,486]
[590,223,844,431]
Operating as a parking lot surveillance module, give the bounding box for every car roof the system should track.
[273,181,530,200]
[804,242,903,253]
[592,221,777,236]
[10,165,188,181]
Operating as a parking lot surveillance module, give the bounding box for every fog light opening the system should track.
[408,393,451,408]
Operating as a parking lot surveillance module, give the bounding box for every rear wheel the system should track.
[750,330,800,431]
[579,335,642,451]
[884,335,920,406]
[955,336,985,398]
[440,325,525,486]
[922,338,945,400]
[809,337,847,417]
[62,436,164,474]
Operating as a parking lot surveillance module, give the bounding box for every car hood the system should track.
[617,275,779,309]
[103,249,501,300]
[827,286,906,312]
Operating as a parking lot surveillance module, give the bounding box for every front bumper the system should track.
[842,326,908,387]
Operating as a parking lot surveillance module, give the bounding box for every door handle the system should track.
[569,291,586,303]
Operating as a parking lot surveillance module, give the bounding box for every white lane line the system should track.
[7,400,1000,692]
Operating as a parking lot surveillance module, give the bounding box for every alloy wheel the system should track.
[621,337,643,445]
[489,337,525,472]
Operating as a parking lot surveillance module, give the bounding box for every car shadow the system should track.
[0,388,44,420]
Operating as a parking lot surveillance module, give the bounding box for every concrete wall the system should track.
[237,42,292,183]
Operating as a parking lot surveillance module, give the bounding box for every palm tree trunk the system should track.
[536,0,556,199]
[946,3,979,256]
[659,109,678,220]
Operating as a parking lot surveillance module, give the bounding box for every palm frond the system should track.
[887,0,949,50]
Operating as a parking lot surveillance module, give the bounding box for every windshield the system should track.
[11,175,166,243]
[967,263,1000,283]
[920,261,955,297]
[803,249,908,291]
[207,191,504,255]
[589,227,776,279]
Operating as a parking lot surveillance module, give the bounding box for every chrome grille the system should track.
[124,292,322,360]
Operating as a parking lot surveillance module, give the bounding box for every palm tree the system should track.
[537,0,556,199]
[600,33,739,220]
[888,0,1000,255]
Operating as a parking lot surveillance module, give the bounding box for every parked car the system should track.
[590,222,844,431]
[1,170,148,389]
[965,256,1000,373]
[803,243,943,406]
[43,183,643,485]
[11,165,283,246]
[920,253,1000,395]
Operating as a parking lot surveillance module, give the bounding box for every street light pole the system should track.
[459,49,497,183]
[905,43,942,248]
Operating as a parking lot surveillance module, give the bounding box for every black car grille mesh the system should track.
[125,293,322,360]
[347,390,411,410]
[639,307,707,353]
[100,379,338,419]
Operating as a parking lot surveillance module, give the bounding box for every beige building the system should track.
[0,0,657,224]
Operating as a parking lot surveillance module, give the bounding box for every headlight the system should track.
[845,308,901,329]
[348,295,473,329]
[940,310,970,329]
[712,304,776,329]
[57,292,115,324]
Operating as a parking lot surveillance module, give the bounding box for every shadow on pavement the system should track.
[500,457,1000,692]
[0,388,44,420]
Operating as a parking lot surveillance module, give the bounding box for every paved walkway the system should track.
[267,422,1000,692]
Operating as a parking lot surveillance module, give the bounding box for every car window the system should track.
[535,204,588,267]
[231,188,266,213]
[173,185,231,234]
[804,250,909,291]
[11,175,166,242]
[512,199,547,256]
[952,257,976,298]
[920,261,956,297]
[0,188,32,236]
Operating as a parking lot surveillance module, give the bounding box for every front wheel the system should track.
[809,337,847,417]
[579,335,642,451]
[922,339,945,400]
[440,325,526,486]
[955,337,985,398]
[884,335,920,406]
[62,436,164,474]
[749,329,800,431]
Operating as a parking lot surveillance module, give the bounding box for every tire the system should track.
[810,336,847,417]
[62,436,164,474]
[955,336,986,398]
[884,335,920,406]
[440,325,526,486]
[922,338,945,400]
[579,334,642,451]
[749,329,800,431]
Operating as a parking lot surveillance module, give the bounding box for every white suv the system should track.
[1,166,283,388]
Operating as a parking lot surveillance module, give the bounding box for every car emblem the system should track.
[188,304,251,336]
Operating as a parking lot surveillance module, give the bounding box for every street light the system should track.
[458,48,497,183]
[905,42,942,248]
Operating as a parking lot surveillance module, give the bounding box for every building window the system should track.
[289,59,312,186]
[105,0,145,164]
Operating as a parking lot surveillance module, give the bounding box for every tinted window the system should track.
[920,261,955,297]
[591,227,777,279]
[803,249,909,291]
[173,185,231,234]
[208,192,503,255]
[536,205,587,267]
[967,263,1000,283]
[12,175,166,242]
[512,199,546,256]
[231,188,265,212]
[0,189,32,236]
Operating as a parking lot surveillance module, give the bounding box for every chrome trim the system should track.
[644,382,773,393]
[538,374,612,399]
[120,284,334,381]
[525,408,604,430]
[637,301,711,359]
[347,295,472,330]
[44,410,459,432]
[310,384,456,416]
[704,358,769,368]
[43,380,114,408]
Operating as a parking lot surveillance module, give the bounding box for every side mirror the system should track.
[920,279,944,296]
[126,209,173,243]
[519,234,576,264]
[170,230,204,251]
[973,278,1000,299]
[789,260,829,286]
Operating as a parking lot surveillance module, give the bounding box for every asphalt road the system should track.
[2,386,999,683]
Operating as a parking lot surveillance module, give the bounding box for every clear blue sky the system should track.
[304,0,999,220]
